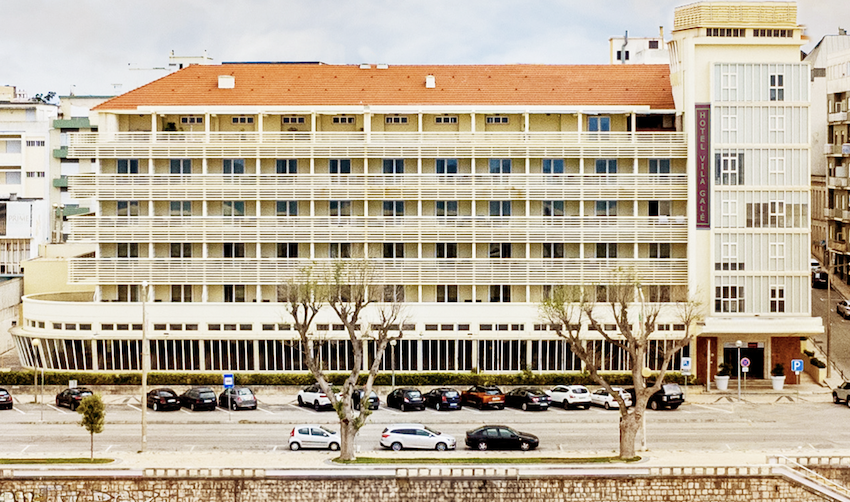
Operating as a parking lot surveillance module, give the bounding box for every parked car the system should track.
[461,385,505,410]
[548,385,591,409]
[179,386,217,411]
[55,387,93,411]
[296,384,333,411]
[423,387,462,411]
[219,387,258,410]
[0,388,13,410]
[811,258,821,272]
[465,425,539,451]
[381,424,457,451]
[146,388,180,411]
[590,387,632,410]
[838,300,850,319]
[504,387,551,411]
[813,268,829,289]
[289,424,340,451]
[386,388,425,411]
[626,383,684,410]
[833,381,850,406]
[351,389,380,411]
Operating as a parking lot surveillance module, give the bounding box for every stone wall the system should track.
[0,474,833,502]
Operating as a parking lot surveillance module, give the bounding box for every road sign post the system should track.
[681,357,692,401]
[223,373,234,421]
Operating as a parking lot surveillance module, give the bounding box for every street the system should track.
[812,285,850,379]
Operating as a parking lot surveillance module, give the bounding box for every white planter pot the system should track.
[771,375,785,390]
[715,375,730,391]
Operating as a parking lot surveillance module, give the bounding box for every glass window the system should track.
[329,159,351,174]
[587,116,610,132]
[169,159,190,174]
[435,159,458,174]
[330,200,352,217]
[223,201,245,217]
[383,201,404,217]
[595,159,617,174]
[595,200,617,216]
[649,159,670,174]
[543,243,564,259]
[435,201,458,216]
[223,243,245,258]
[118,159,139,174]
[489,201,511,216]
[117,201,139,217]
[435,243,457,259]
[223,159,245,174]
[277,243,298,258]
[489,159,511,174]
[383,159,404,174]
[170,201,191,216]
[489,243,511,258]
[543,159,564,174]
[276,159,297,174]
[170,243,191,258]
[543,200,564,217]
[277,201,297,216]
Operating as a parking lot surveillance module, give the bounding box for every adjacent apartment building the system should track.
[11,1,823,381]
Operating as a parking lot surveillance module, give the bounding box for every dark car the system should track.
[0,388,13,410]
[55,387,93,411]
[461,385,505,410]
[180,386,217,411]
[813,269,828,289]
[505,387,551,411]
[219,387,258,410]
[146,388,180,411]
[423,387,462,411]
[465,425,539,451]
[353,389,380,411]
[386,388,425,411]
[625,383,684,410]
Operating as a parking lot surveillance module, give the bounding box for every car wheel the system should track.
[846,398,850,409]
[498,405,505,410]
[314,401,321,411]
[190,403,196,411]
[670,404,680,410]
[604,402,611,410]
[153,403,159,412]
[329,442,340,451]
[400,403,405,412]
[71,402,77,411]
[520,442,531,451]
[435,442,447,452]
[650,400,659,411]
[477,441,488,451]
[289,442,301,451]
[391,442,403,452]
[435,402,441,411]
[56,398,61,407]
[521,402,528,411]
[583,404,590,410]
[231,402,237,411]
[834,393,841,404]
[297,396,304,407]
[563,401,570,410]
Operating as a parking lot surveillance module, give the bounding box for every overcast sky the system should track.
[1,0,845,98]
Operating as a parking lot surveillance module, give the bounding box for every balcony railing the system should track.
[66,131,688,159]
[67,258,688,285]
[68,216,688,243]
[68,173,688,200]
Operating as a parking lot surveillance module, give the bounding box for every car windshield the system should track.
[484,388,501,395]
[572,388,588,394]
[236,389,253,395]
[161,391,175,397]
[80,391,93,396]
[424,426,441,435]
[0,390,8,396]
[444,390,459,397]
[528,389,545,396]
[405,390,421,398]
[662,384,682,394]
[199,391,216,399]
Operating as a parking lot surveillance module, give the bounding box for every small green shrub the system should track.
[810,358,827,369]
[802,349,815,358]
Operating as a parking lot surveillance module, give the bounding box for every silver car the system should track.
[380,423,456,451]
[838,300,850,319]
[289,424,340,451]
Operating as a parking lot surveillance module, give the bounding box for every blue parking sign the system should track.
[790,359,804,373]
[223,373,234,388]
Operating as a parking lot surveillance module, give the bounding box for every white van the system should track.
[811,258,820,272]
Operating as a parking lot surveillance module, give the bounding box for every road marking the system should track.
[20,445,29,453]
[47,404,67,414]
[126,404,142,412]
[216,407,232,414]
[11,406,25,415]
[256,407,275,415]
[105,445,112,452]
[180,409,192,415]
[691,403,734,414]
[189,445,195,452]
[272,445,278,451]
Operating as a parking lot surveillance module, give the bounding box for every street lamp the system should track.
[390,339,397,388]
[31,339,44,422]
[736,340,742,402]
[140,280,149,453]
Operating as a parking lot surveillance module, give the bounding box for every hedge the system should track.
[0,370,689,387]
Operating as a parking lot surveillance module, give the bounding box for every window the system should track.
[490,285,511,302]
[22,172,38,179]
[706,28,744,37]
[223,243,245,258]
[277,201,297,216]
[769,200,785,227]
[754,29,792,38]
[769,156,785,175]
[383,243,404,259]
[649,243,670,259]
[276,159,297,174]
[595,159,617,174]
[25,140,45,147]
[329,243,351,259]
[616,50,629,61]
[489,159,511,174]
[383,200,404,217]
[437,285,458,303]
[769,111,785,133]
[223,159,245,174]
[489,243,511,259]
[543,243,564,259]
[721,242,737,264]
[223,201,245,217]
[117,285,140,302]
[171,285,192,302]
[587,116,610,132]
[721,111,738,134]
[330,200,351,217]
[117,201,139,217]
[383,159,404,174]
[435,200,458,216]
[171,243,192,258]
[489,201,511,216]
[170,159,191,174]
[646,285,670,302]
[770,74,784,101]
[543,159,564,174]
[543,200,564,217]
[648,200,672,217]
[770,242,785,269]
[117,159,139,174]
[770,286,785,313]
[715,152,744,185]
[383,285,405,302]
[281,116,305,124]
[224,285,246,302]
[715,286,744,313]
[117,243,139,258]
[329,159,351,174]
[231,116,254,124]
[435,116,457,124]
[170,201,191,216]
[435,243,457,259]
[597,243,617,258]
[721,199,738,226]
[486,116,508,124]
[721,69,738,100]
[385,116,408,124]
[596,200,617,216]
[648,40,659,49]
[277,243,298,258]
[435,159,458,174]
[332,116,354,124]
[181,116,203,124]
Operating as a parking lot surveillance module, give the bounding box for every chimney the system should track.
[218,75,235,89]
[425,75,436,88]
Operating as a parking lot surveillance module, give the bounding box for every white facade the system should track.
[609,34,670,65]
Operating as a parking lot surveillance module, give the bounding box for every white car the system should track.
[380,423,457,451]
[590,387,633,410]
[296,384,333,410]
[289,424,340,451]
[548,385,591,409]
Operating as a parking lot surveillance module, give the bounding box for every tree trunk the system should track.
[338,417,358,461]
[90,432,94,460]
[619,411,639,459]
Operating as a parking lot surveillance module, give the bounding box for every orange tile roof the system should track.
[93,64,674,111]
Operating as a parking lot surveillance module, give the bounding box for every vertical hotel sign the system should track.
[695,104,711,229]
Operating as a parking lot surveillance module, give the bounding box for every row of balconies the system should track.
[66,131,688,159]
[69,216,688,243]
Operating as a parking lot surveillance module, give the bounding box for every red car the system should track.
[461,385,505,410]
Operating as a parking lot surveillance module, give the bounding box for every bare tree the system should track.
[540,269,703,459]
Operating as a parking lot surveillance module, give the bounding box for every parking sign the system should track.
[791,359,804,373]
[681,357,692,376]
[223,373,234,389]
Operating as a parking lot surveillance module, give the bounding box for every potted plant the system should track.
[770,363,785,390]
[715,362,732,391]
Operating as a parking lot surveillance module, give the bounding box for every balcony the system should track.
[52,147,68,159]
[54,118,91,129]
[68,173,688,200]
[828,111,848,123]
[827,144,850,156]
[66,131,688,159]
[52,176,68,188]
[68,215,688,243]
[67,258,689,286]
